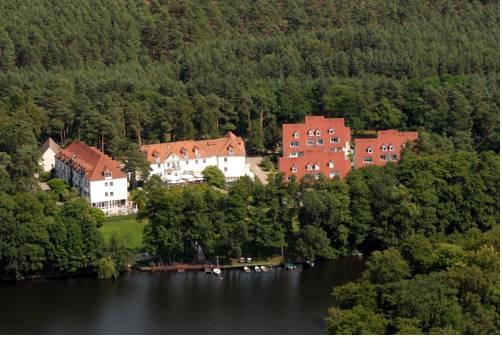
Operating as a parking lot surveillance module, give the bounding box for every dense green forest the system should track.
[0,0,499,332]
[326,226,500,334]
[136,149,498,263]
[0,0,499,185]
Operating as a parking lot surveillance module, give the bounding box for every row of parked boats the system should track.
[210,256,314,276]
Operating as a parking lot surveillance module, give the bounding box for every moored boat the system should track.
[212,256,222,276]
[243,266,251,273]
[260,266,268,272]
[254,266,261,272]
[303,260,315,268]
[284,263,297,270]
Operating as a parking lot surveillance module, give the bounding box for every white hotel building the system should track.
[141,131,254,184]
[55,141,129,216]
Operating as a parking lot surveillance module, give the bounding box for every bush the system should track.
[96,257,119,280]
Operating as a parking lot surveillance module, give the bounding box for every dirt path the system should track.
[246,156,268,184]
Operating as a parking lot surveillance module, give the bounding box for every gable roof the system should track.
[141,131,246,163]
[40,137,61,154]
[55,141,126,181]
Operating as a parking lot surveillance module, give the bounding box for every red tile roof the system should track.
[141,131,246,163]
[354,130,418,168]
[282,116,351,157]
[279,151,352,181]
[55,141,127,181]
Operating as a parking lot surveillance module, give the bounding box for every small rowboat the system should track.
[254,266,261,272]
[243,266,251,273]
[260,266,268,272]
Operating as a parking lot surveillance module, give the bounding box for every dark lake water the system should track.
[0,257,366,334]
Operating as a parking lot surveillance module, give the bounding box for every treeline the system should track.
[326,226,500,334]
[139,148,499,262]
[0,195,129,280]
[0,0,498,167]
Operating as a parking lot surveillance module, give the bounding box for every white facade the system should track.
[55,158,130,216]
[41,147,58,172]
[149,154,253,184]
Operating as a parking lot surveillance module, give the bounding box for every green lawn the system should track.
[99,215,146,251]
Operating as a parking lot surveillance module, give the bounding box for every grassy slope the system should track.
[99,215,146,251]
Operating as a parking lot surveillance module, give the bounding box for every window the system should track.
[330,172,340,178]
[308,129,314,136]
[306,164,313,171]
[317,139,323,145]
[328,161,334,168]
[287,176,292,182]
[363,157,373,163]
[330,137,340,143]
[328,128,334,135]
[315,129,321,136]
[110,192,114,196]
[291,166,297,173]
[228,148,233,155]
[105,182,108,187]
[185,160,189,164]
[203,159,206,163]
[105,192,108,197]
[167,162,170,168]
[224,158,228,162]
[110,182,113,186]
[367,147,373,154]
[290,141,299,147]
[381,145,387,151]
[314,164,320,170]
[298,151,304,157]
[157,164,161,168]
[307,140,315,146]
[104,171,112,178]
[389,145,395,151]
[224,167,227,172]
[330,147,338,152]
[290,152,298,157]
[380,155,388,161]
[293,132,299,138]
[391,154,398,161]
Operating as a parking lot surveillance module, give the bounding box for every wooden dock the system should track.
[134,260,285,273]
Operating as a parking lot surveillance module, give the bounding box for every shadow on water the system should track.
[0,256,367,334]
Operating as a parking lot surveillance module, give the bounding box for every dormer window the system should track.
[328,161,334,168]
[153,152,160,162]
[306,164,313,171]
[367,147,373,154]
[381,145,387,151]
[293,131,299,139]
[314,163,320,170]
[291,165,298,173]
[315,129,321,136]
[308,129,314,136]
[228,146,234,155]
[389,145,395,151]
[103,169,112,179]
[328,128,334,135]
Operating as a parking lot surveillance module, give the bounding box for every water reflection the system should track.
[0,257,366,334]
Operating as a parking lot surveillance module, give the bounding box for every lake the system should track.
[0,257,366,334]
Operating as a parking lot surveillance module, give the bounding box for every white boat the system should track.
[254,266,261,272]
[243,266,251,273]
[212,256,221,276]
[260,266,268,272]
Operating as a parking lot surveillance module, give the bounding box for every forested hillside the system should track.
[0,1,499,194]
[0,0,499,315]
